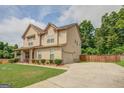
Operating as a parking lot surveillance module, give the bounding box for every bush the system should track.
[14,58,19,62]
[111,46,124,54]
[38,60,42,65]
[55,59,62,65]
[35,60,39,64]
[41,59,46,64]
[36,60,41,65]
[32,59,36,64]
[81,48,86,54]
[82,48,99,55]
[49,60,54,64]
[8,59,14,63]
[8,58,19,63]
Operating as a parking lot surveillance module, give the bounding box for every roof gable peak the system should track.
[44,23,58,31]
[22,24,44,38]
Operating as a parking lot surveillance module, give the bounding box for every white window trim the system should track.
[37,50,42,59]
[50,48,55,60]
[47,35,54,43]
[28,42,33,47]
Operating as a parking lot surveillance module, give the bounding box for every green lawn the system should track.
[116,61,124,67]
[0,64,66,88]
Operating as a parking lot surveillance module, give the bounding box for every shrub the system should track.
[8,58,19,63]
[81,48,86,54]
[41,59,46,64]
[46,60,50,64]
[82,48,99,55]
[55,59,62,65]
[49,60,54,64]
[35,60,39,64]
[14,58,19,62]
[36,60,41,65]
[32,59,36,64]
[38,60,42,65]
[8,59,14,63]
[111,46,124,54]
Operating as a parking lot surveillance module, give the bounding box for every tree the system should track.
[0,50,3,58]
[79,20,95,49]
[95,28,106,54]
[114,8,124,45]
[14,44,18,49]
[80,7,124,55]
[111,45,124,54]
[0,41,4,50]
[95,8,124,54]
[0,41,18,59]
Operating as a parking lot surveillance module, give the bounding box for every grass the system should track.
[116,60,124,67]
[0,64,66,88]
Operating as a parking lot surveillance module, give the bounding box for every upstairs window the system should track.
[47,35,54,43]
[27,35,35,41]
[28,42,33,47]
[27,35,35,47]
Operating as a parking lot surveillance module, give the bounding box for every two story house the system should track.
[15,23,81,64]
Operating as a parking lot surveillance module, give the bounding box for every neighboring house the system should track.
[15,23,81,64]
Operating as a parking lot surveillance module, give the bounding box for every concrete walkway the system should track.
[26,63,124,88]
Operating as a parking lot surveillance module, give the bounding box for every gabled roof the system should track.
[44,23,57,32]
[57,23,78,30]
[22,24,44,38]
[30,24,44,33]
[57,23,81,41]
[22,23,81,40]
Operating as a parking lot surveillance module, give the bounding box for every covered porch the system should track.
[14,47,35,63]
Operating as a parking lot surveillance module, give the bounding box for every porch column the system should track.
[29,49,33,64]
[20,50,25,62]
[14,51,17,58]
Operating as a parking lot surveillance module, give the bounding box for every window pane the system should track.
[38,54,42,59]
[28,42,33,47]
[37,51,42,59]
[50,54,54,60]
[51,39,54,43]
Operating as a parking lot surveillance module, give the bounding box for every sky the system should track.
[0,5,122,47]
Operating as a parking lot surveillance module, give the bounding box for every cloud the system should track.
[38,6,70,23]
[0,17,45,47]
[38,6,52,21]
[58,5,122,27]
[0,6,22,20]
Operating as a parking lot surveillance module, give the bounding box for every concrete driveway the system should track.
[26,63,124,88]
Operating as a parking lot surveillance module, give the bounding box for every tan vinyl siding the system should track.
[62,26,81,63]
[41,26,58,46]
[23,27,40,47]
[58,31,67,44]
[34,47,62,60]
[62,52,73,64]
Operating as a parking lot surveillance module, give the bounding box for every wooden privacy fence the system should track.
[80,55,121,62]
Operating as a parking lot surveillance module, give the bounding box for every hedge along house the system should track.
[15,23,81,64]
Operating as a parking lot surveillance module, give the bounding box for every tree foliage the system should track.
[0,41,18,59]
[79,20,95,48]
[80,7,124,55]
[79,20,95,54]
